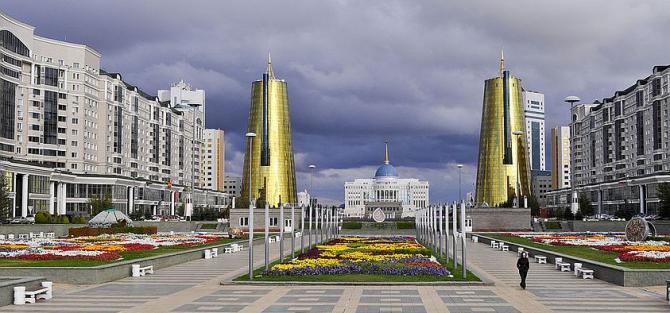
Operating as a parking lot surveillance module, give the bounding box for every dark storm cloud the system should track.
[4,0,670,203]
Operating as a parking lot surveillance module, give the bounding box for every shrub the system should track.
[342,222,362,229]
[200,223,218,229]
[57,215,70,224]
[544,221,561,230]
[73,216,88,224]
[396,221,416,229]
[35,211,52,224]
[68,226,157,237]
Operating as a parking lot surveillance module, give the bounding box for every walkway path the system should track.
[0,234,667,313]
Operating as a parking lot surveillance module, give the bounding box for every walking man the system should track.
[517,252,529,289]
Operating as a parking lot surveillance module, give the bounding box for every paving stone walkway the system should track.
[0,235,668,313]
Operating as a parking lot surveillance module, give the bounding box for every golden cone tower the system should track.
[239,54,297,207]
[475,52,531,206]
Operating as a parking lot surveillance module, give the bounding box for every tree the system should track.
[87,193,112,216]
[0,172,11,222]
[657,183,670,219]
[527,194,540,216]
[578,193,595,217]
[563,208,575,220]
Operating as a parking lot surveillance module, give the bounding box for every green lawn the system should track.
[0,238,246,268]
[487,234,670,269]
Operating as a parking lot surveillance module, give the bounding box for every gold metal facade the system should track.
[475,74,531,206]
[239,63,297,208]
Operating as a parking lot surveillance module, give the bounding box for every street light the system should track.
[308,164,316,248]
[564,96,581,214]
[457,164,464,203]
[174,102,203,221]
[245,132,256,280]
[512,130,524,208]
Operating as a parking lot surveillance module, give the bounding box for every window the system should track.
[31,112,40,119]
[270,217,278,226]
[31,124,39,131]
[239,217,249,226]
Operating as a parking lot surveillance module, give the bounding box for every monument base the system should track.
[468,207,531,232]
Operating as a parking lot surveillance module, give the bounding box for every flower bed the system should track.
[511,232,670,263]
[264,236,451,277]
[0,233,227,262]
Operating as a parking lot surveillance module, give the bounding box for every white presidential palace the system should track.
[343,143,429,219]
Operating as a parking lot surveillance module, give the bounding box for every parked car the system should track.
[9,217,33,224]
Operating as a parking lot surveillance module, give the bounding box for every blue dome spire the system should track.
[375,141,397,177]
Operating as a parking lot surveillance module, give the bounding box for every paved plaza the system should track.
[0,237,667,313]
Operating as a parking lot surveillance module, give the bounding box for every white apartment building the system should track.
[546,65,670,216]
[0,11,228,218]
[203,129,224,192]
[523,90,546,171]
[551,126,571,190]
[343,143,429,219]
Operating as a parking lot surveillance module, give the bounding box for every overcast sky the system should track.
[5,1,670,204]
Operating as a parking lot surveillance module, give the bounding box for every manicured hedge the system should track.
[200,223,218,229]
[68,226,157,237]
[342,222,363,229]
[544,221,561,230]
[396,221,416,229]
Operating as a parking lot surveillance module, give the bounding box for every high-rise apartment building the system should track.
[203,129,224,191]
[0,11,228,218]
[523,90,546,171]
[475,53,531,206]
[550,126,571,190]
[546,65,670,216]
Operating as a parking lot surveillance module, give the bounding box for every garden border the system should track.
[0,238,259,285]
[474,233,670,287]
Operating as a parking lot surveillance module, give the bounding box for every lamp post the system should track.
[308,164,316,248]
[564,96,581,214]
[511,130,524,208]
[300,204,305,253]
[457,164,464,203]
[291,203,295,258]
[245,132,256,280]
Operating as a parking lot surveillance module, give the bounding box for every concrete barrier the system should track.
[474,234,670,287]
[0,239,257,285]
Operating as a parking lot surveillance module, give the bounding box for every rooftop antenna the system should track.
[499,49,505,77]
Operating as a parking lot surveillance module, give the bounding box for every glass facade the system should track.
[0,78,15,140]
[475,71,531,206]
[43,90,58,145]
[240,61,297,207]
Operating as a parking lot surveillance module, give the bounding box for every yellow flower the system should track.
[271,258,341,270]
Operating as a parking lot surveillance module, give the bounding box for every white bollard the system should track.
[13,286,25,305]
[473,236,478,243]
[131,264,141,277]
[41,281,53,300]
[574,263,582,276]
[204,249,212,259]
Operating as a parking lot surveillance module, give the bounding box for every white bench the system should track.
[18,234,28,240]
[204,249,212,259]
[224,246,234,254]
[534,255,547,264]
[501,244,509,252]
[231,244,243,252]
[211,248,218,258]
[557,262,571,272]
[131,264,154,277]
[517,247,525,257]
[472,236,478,243]
[0,234,5,240]
[573,263,583,276]
[269,237,276,244]
[295,231,302,238]
[578,268,594,279]
[45,232,55,239]
[554,257,563,269]
[491,241,499,249]
[14,282,52,305]
[7,234,15,239]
